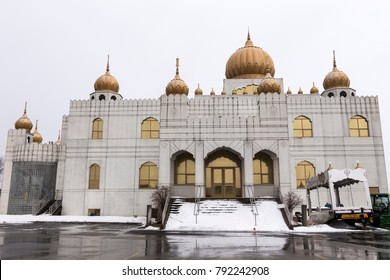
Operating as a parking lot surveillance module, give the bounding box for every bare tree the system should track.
[151,186,171,223]
[284,191,304,213]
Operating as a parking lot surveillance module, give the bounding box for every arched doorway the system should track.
[205,149,242,198]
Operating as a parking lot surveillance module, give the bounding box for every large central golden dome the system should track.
[323,51,350,90]
[94,56,120,93]
[225,32,275,79]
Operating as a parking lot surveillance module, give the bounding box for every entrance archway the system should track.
[205,149,242,198]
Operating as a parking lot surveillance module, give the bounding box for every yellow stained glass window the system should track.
[349,115,368,137]
[253,152,274,185]
[293,116,312,138]
[89,164,100,189]
[141,117,160,139]
[92,118,103,139]
[296,161,315,188]
[139,162,158,189]
[174,153,195,185]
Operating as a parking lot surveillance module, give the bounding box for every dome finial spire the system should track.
[106,54,110,73]
[35,119,39,130]
[333,50,337,69]
[176,57,180,75]
[24,101,27,115]
[247,27,251,41]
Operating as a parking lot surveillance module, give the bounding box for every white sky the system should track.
[1,0,389,187]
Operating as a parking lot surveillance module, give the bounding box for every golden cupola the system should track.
[32,120,43,144]
[165,58,189,95]
[310,82,319,94]
[94,56,120,93]
[15,102,33,132]
[194,83,203,96]
[225,32,275,79]
[323,51,350,90]
[257,69,281,94]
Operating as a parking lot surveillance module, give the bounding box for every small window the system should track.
[88,164,100,189]
[349,115,369,137]
[174,152,195,185]
[351,92,355,97]
[139,162,158,189]
[328,92,334,97]
[253,152,274,184]
[111,96,117,100]
[340,91,347,97]
[88,209,100,216]
[99,94,105,101]
[91,96,95,100]
[296,161,315,188]
[92,118,103,139]
[293,116,312,138]
[141,117,160,139]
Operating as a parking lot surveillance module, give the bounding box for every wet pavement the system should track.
[0,223,389,260]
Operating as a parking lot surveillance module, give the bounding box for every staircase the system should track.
[164,198,291,231]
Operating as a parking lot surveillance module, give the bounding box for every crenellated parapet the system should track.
[12,142,61,162]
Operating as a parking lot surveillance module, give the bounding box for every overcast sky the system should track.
[1,0,389,186]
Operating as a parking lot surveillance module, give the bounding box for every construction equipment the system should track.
[370,193,390,229]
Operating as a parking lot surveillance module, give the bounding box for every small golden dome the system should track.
[286,87,292,94]
[310,82,319,94]
[94,55,120,93]
[55,130,61,145]
[225,32,275,79]
[298,87,303,94]
[210,88,216,95]
[32,120,43,144]
[221,88,227,95]
[166,58,189,95]
[257,69,281,94]
[15,102,33,132]
[323,51,350,90]
[194,83,203,96]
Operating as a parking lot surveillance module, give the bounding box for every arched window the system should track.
[141,117,160,139]
[92,118,103,139]
[111,96,117,101]
[89,164,101,189]
[139,162,158,189]
[253,152,274,185]
[349,115,369,137]
[99,94,105,101]
[340,91,347,97]
[296,161,315,188]
[328,92,334,97]
[293,115,312,138]
[174,152,195,185]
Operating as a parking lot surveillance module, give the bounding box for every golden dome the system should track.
[32,120,43,144]
[165,58,189,95]
[94,55,120,93]
[286,87,292,94]
[210,88,216,95]
[225,32,275,79]
[323,51,350,90]
[55,130,61,145]
[194,83,203,96]
[310,82,319,94]
[298,87,303,94]
[15,102,33,132]
[257,69,281,94]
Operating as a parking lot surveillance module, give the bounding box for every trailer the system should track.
[306,165,373,227]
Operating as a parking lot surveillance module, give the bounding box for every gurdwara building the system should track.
[0,33,388,217]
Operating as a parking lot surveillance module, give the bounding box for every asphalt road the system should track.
[0,223,389,260]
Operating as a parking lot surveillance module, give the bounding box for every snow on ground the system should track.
[0,214,145,224]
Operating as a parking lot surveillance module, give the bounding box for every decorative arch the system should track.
[139,161,158,189]
[205,148,242,198]
[293,115,312,138]
[253,151,274,185]
[174,152,195,185]
[349,115,368,137]
[92,118,103,139]
[141,117,160,139]
[88,164,101,189]
[296,160,315,188]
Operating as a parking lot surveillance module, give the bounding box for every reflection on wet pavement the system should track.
[0,223,389,260]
